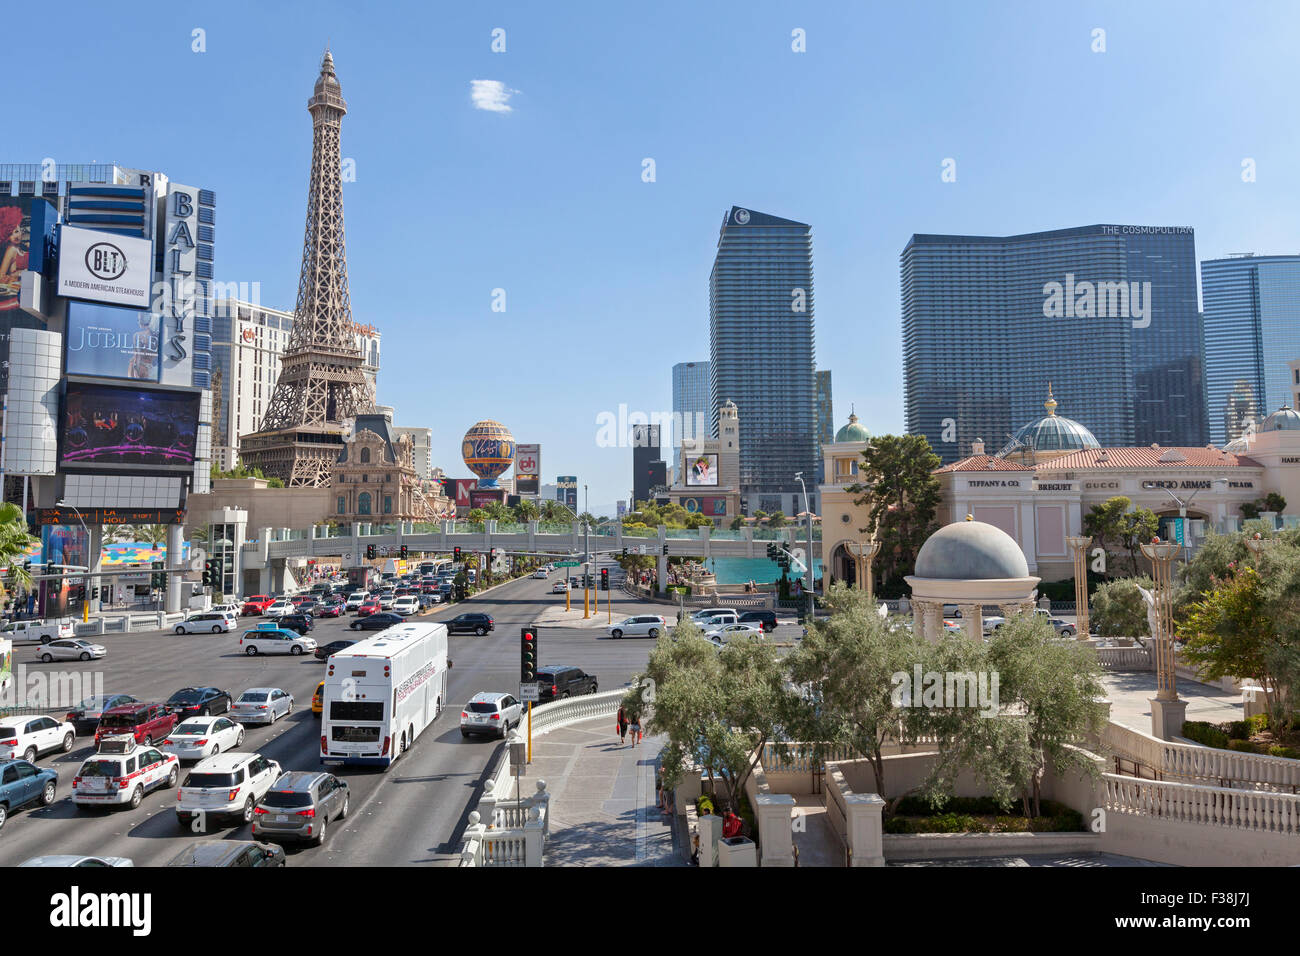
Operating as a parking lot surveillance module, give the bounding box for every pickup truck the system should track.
[241,595,276,616]
[1,620,75,645]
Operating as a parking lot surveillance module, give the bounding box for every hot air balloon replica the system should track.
[461,420,515,489]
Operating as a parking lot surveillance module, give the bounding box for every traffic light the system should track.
[663,544,670,556]
[600,568,609,591]
[45,561,55,576]
[202,559,215,587]
[91,586,100,601]
[490,548,497,560]
[622,547,628,558]
[453,546,461,562]
[400,545,408,559]
[766,543,777,559]
[520,627,539,682]
[366,544,376,561]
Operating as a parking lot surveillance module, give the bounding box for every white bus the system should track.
[320,620,449,769]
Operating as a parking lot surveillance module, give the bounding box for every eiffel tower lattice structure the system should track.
[239,49,375,487]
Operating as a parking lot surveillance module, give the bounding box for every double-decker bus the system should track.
[320,621,448,768]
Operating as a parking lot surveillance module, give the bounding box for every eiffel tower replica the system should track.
[239,49,376,487]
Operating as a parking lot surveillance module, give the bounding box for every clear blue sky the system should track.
[18,0,1300,513]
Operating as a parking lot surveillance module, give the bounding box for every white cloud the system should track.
[470,79,518,113]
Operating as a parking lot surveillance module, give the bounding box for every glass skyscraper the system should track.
[902,225,1207,464]
[671,360,710,478]
[1202,254,1300,445]
[710,206,818,501]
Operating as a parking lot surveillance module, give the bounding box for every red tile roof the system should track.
[1038,447,1262,470]
[934,456,1035,474]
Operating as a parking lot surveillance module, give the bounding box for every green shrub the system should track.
[1268,745,1300,759]
[1181,721,1230,749]
[696,794,715,816]
[1227,739,1260,754]
[1227,720,1251,740]
[1247,713,1269,735]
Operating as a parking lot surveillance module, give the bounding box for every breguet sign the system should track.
[159,186,198,386]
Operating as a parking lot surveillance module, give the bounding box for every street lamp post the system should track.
[1140,537,1185,739]
[1145,479,1227,565]
[1065,534,1092,640]
[1245,531,1274,565]
[795,473,814,623]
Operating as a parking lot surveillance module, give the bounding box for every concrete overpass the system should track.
[235,520,823,597]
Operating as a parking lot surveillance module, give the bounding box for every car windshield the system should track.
[184,772,239,788]
[174,721,212,735]
[239,692,269,702]
[99,714,135,729]
[260,790,313,808]
[0,725,15,737]
[468,702,499,713]
[168,689,203,704]
[79,759,123,777]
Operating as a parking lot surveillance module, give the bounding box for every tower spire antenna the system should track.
[239,52,375,487]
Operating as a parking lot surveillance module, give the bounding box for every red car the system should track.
[317,601,345,618]
[356,601,380,617]
[243,594,275,616]
[94,702,178,747]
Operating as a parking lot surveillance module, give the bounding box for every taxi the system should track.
[311,680,324,717]
[71,735,180,811]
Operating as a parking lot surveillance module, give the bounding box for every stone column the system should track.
[87,525,104,615]
[846,793,886,867]
[754,794,796,867]
[927,603,944,643]
[165,523,184,613]
[958,603,981,641]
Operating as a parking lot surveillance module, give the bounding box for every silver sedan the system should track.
[229,688,294,725]
[37,639,106,662]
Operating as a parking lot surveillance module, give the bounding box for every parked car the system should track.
[65,694,141,736]
[608,615,668,639]
[344,591,370,611]
[165,686,232,718]
[535,665,597,701]
[38,639,106,663]
[174,611,236,635]
[460,692,522,739]
[350,611,403,631]
[1,619,74,644]
[314,639,358,661]
[737,610,778,633]
[446,613,494,636]
[239,628,316,656]
[160,716,245,761]
[166,840,285,867]
[276,613,315,636]
[19,855,133,867]
[71,737,178,810]
[393,596,420,616]
[0,758,58,830]
[242,595,275,616]
[94,702,177,747]
[0,714,76,762]
[252,771,349,845]
[176,752,283,828]
[317,600,345,618]
[231,687,293,725]
[263,600,295,619]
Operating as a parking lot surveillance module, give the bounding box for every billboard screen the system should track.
[65,300,160,381]
[682,496,728,517]
[60,381,200,472]
[470,489,504,510]
[57,225,153,309]
[454,479,478,507]
[515,443,540,496]
[685,453,719,486]
[0,198,34,314]
[557,476,578,512]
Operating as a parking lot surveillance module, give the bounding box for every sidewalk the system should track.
[525,716,680,866]
[1101,671,1243,733]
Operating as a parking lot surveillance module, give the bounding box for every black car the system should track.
[277,613,314,636]
[536,666,597,701]
[314,639,359,661]
[350,611,403,631]
[446,613,494,636]
[165,686,232,717]
[166,840,285,868]
[738,610,778,633]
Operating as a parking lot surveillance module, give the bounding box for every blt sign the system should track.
[160,186,199,386]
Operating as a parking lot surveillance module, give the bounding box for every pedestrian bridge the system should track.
[236,520,823,592]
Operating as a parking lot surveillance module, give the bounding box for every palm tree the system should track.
[514,499,540,522]
[134,524,168,547]
[0,502,35,604]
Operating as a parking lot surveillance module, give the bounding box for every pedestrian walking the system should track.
[629,715,642,746]
[616,705,628,744]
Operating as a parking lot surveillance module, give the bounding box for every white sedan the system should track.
[230,688,294,725]
[263,600,295,619]
[0,714,76,763]
[532,570,548,579]
[160,716,246,761]
[704,622,763,644]
[551,581,571,594]
[38,639,106,663]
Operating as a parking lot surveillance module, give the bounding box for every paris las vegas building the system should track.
[0,163,214,614]
[927,369,1300,583]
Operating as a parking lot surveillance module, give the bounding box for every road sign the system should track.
[556,561,580,568]
[519,682,540,702]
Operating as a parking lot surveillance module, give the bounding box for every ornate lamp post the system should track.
[1140,537,1185,739]
[1065,534,1092,640]
[846,537,882,604]
[1244,531,1274,565]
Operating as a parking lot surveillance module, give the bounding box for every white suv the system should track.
[176,752,283,828]
[263,600,295,619]
[460,692,522,739]
[239,629,317,656]
[345,591,370,611]
[0,715,76,762]
[72,736,179,810]
[175,611,236,634]
[608,615,668,639]
[393,596,420,616]
[691,607,739,624]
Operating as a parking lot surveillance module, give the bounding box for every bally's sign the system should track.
[57,226,153,308]
[160,185,199,387]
